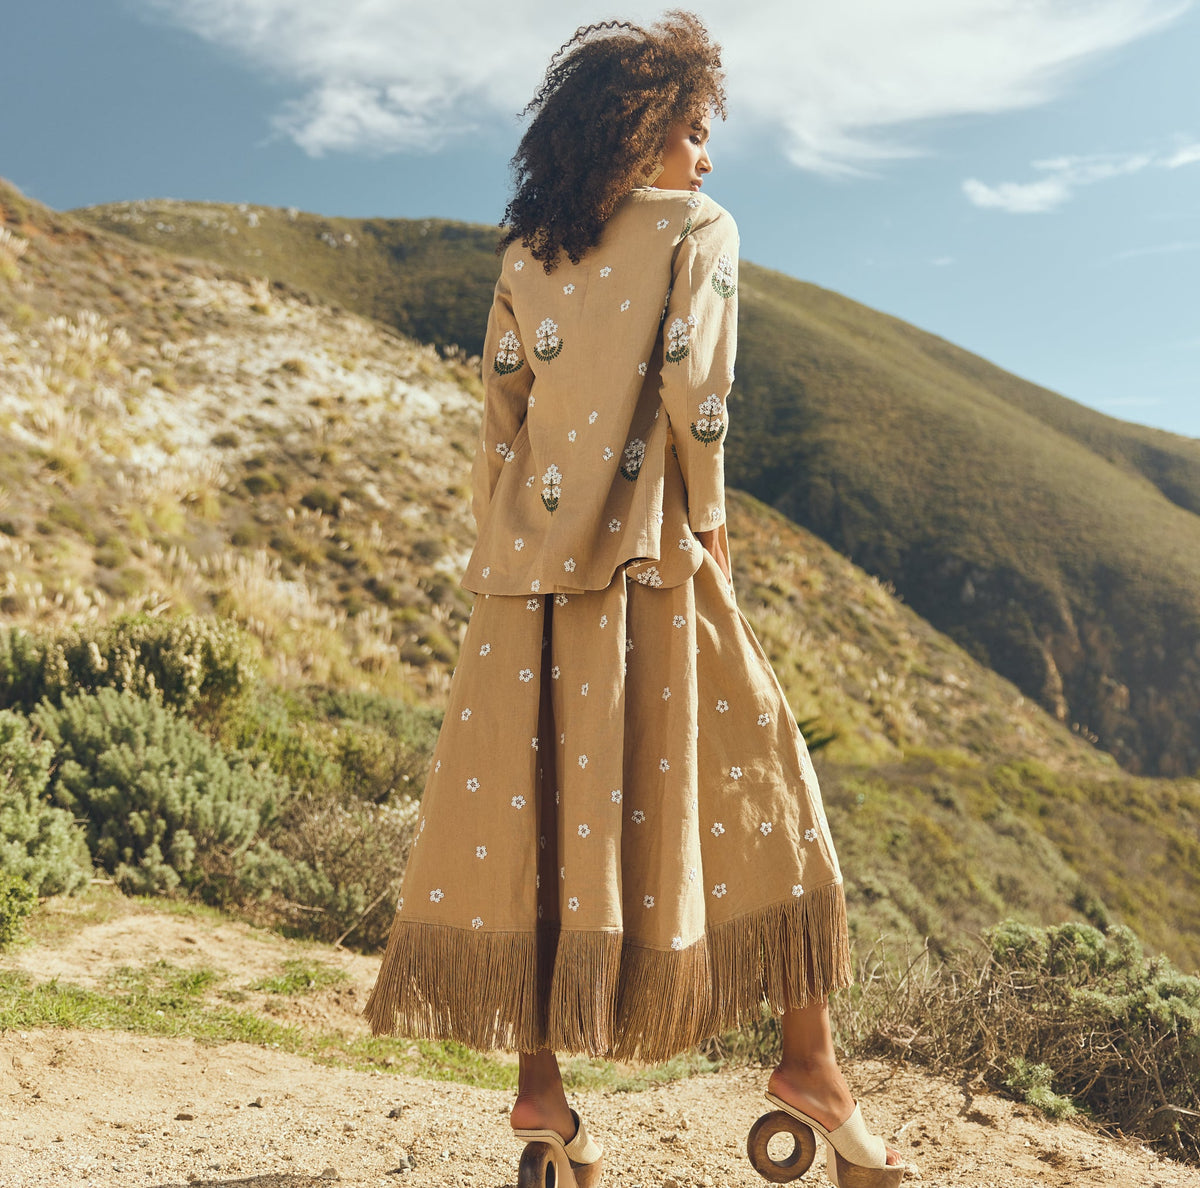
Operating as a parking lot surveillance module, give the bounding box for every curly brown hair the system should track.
[498,10,727,272]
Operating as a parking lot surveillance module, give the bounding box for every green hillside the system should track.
[1,177,1198,971]
[70,193,1200,781]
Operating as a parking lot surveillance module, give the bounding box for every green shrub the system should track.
[0,614,257,722]
[31,688,287,900]
[247,785,418,948]
[0,872,37,949]
[0,710,92,895]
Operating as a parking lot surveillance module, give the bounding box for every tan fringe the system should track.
[546,929,624,1055]
[363,881,852,1062]
[363,917,544,1051]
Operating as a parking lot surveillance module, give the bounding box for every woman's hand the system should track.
[695,525,732,585]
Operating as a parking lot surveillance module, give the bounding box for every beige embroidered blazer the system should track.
[461,187,739,596]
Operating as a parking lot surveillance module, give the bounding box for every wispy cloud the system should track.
[1111,239,1200,260]
[134,0,1190,176]
[964,140,1200,212]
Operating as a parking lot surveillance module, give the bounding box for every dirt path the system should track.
[0,894,1194,1188]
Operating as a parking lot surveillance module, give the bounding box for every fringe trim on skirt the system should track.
[363,878,851,1064]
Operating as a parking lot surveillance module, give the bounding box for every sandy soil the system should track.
[0,896,1194,1188]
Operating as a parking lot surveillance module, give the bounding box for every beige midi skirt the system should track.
[364,549,852,1063]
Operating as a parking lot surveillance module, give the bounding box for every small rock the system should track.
[319,1169,339,1181]
[249,1096,264,1108]
[660,1131,680,1143]
[663,1178,683,1188]
[387,1106,405,1119]
[342,1121,356,1133]
[175,1112,195,1121]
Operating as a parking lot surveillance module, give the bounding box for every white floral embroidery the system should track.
[511,795,527,809]
[434,759,441,772]
[505,448,515,461]
[526,598,540,611]
[716,699,729,713]
[495,441,510,456]
[578,823,591,838]
[673,615,686,628]
[804,828,818,842]
[567,896,580,912]
[460,707,472,721]
[567,429,577,442]
[656,218,670,230]
[688,866,697,882]
[541,464,562,513]
[662,687,671,700]
[631,809,646,824]
[671,936,684,950]
[666,314,696,363]
[637,361,648,376]
[635,567,663,587]
[760,821,773,836]
[711,822,726,837]
[514,537,525,551]
[731,766,743,780]
[551,665,561,679]
[535,317,562,361]
[482,566,490,578]
[692,393,725,444]
[562,557,576,573]
[466,776,479,791]
[600,265,612,277]
[600,614,608,628]
[562,283,575,294]
[603,446,615,461]
[476,845,487,858]
[643,894,656,908]
[687,195,701,209]
[525,474,535,488]
[532,737,539,750]
[578,754,588,769]
[514,259,525,271]
[678,538,692,551]
[712,251,737,297]
[610,789,623,803]
[397,896,405,910]
[531,580,541,594]
[588,410,599,425]
[429,888,445,903]
[608,518,622,533]
[528,395,535,407]
[620,299,631,312]
[519,668,534,682]
[479,643,492,656]
[471,916,484,929]
[792,884,805,897]
[712,883,727,899]
[659,757,670,772]
[758,713,771,726]
[581,682,589,696]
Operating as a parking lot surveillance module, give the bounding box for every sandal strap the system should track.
[564,1111,604,1164]
[763,1094,888,1170]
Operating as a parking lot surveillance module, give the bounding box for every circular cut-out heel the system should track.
[518,1140,575,1188]
[747,1110,818,1183]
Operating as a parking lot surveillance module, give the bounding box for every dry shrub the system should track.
[843,921,1199,1162]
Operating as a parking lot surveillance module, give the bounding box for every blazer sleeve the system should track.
[471,267,534,532]
[658,206,739,533]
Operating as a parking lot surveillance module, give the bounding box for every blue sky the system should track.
[3,0,1197,438]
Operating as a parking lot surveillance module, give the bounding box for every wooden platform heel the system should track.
[747,1093,905,1188]
[514,1109,604,1188]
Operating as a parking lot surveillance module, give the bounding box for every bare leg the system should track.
[511,1049,576,1143]
[767,1000,902,1167]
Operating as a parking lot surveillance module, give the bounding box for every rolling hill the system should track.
[1,177,1198,969]
[68,192,1200,780]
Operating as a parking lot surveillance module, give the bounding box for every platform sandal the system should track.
[747,1092,905,1187]
[514,1108,604,1188]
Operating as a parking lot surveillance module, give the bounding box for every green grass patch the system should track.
[250,959,350,995]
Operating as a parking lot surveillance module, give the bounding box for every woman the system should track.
[365,11,904,1187]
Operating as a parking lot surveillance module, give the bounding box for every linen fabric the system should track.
[364,549,852,1062]
[461,187,738,596]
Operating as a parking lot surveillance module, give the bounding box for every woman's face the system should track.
[654,113,713,192]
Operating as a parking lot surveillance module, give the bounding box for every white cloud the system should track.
[964,139,1200,213]
[1111,239,1200,260]
[135,0,1190,174]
